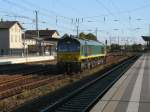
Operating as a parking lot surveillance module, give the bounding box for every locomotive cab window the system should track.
[57,40,80,52]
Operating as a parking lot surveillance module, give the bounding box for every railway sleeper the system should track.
[65,102,89,107]
[62,106,87,110]
[55,107,84,112]
[69,97,94,101]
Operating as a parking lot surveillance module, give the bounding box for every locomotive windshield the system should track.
[57,40,80,52]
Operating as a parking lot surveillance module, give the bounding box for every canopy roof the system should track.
[142,36,150,41]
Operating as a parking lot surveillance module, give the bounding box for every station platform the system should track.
[0,56,54,65]
[90,53,150,112]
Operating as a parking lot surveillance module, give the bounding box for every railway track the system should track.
[40,55,139,112]
[0,74,65,100]
[0,67,54,85]
[0,62,59,100]
[0,65,47,75]
[0,60,56,74]
[12,55,138,112]
[0,71,63,100]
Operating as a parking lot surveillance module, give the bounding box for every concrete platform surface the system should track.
[0,56,54,65]
[90,53,150,112]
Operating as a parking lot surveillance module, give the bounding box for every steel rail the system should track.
[41,55,139,112]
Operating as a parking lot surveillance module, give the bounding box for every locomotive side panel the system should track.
[57,36,107,73]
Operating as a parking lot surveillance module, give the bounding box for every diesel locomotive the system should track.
[57,35,107,72]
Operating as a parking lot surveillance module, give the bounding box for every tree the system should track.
[79,32,97,40]
[110,44,121,52]
[132,44,143,52]
[86,33,97,40]
[79,32,86,39]
[62,33,69,38]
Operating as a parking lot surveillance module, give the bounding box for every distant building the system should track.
[24,30,60,55]
[0,21,23,55]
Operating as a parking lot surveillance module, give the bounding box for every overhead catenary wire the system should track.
[0,0,148,41]
[20,0,72,20]
[79,2,150,19]
[0,0,104,32]
[0,0,77,32]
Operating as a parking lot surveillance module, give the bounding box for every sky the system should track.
[0,0,150,44]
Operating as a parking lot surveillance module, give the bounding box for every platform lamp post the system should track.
[120,38,126,55]
[41,39,45,56]
[22,29,28,63]
[87,20,98,37]
[113,28,120,50]
[22,29,26,57]
[134,27,142,45]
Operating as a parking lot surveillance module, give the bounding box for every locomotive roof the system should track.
[60,36,105,46]
[74,37,104,46]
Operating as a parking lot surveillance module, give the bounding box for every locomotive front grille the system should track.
[57,52,80,62]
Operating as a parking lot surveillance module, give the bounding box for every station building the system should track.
[0,21,24,55]
[24,30,60,56]
[0,21,60,56]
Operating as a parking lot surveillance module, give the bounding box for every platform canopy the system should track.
[142,36,150,41]
[142,36,150,50]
